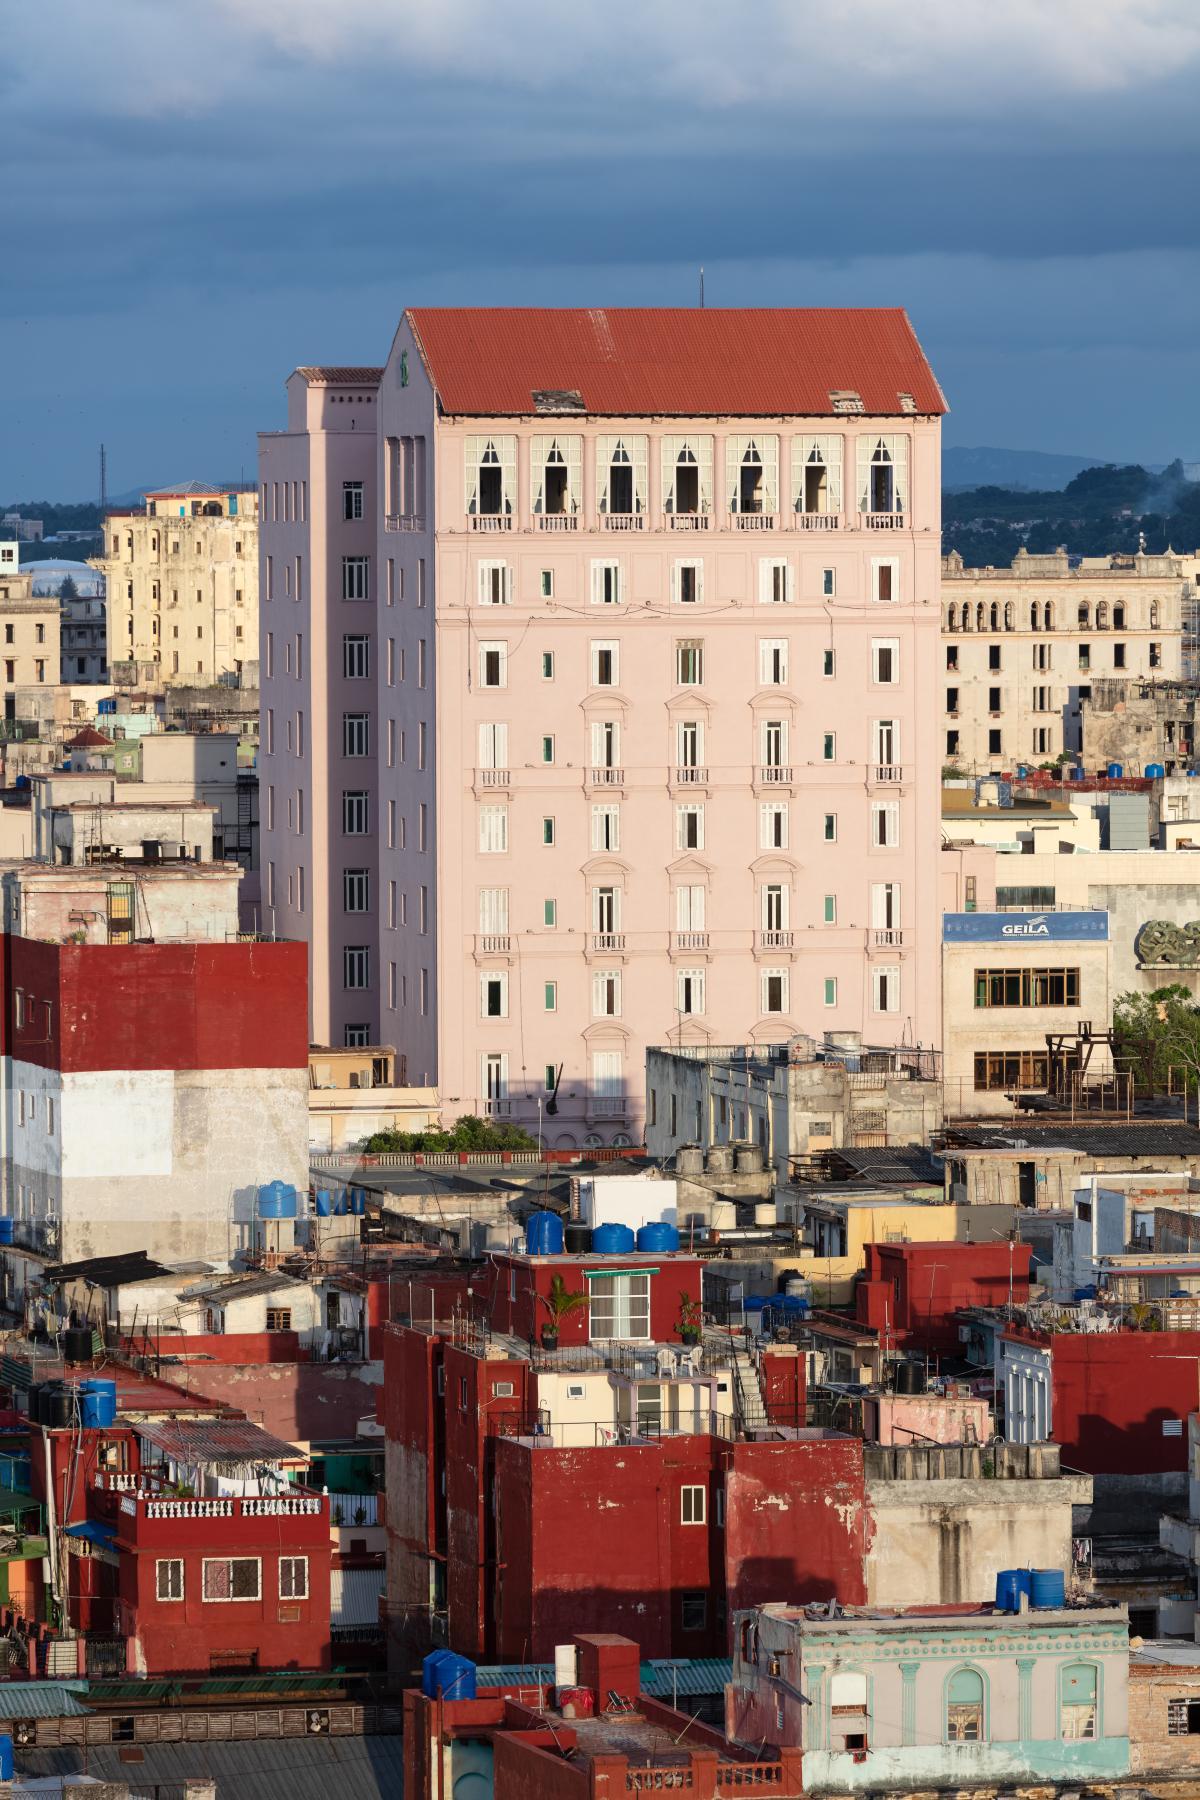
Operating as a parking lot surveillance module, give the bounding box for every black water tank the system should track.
[63,1328,92,1365]
[45,1387,72,1429]
[893,1361,915,1395]
[777,1269,802,1292]
[25,1384,42,1424]
[563,1224,593,1255]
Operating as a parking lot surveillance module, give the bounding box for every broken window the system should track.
[1060,1664,1097,1740]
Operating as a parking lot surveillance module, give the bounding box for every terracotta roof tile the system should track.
[406,307,946,418]
[294,366,384,386]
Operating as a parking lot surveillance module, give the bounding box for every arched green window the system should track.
[1061,1663,1098,1740]
[946,1667,985,1742]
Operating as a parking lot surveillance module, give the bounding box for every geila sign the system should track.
[943,911,1109,943]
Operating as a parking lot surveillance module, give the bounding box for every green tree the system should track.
[58,576,78,601]
[358,1113,538,1155]
[1112,985,1200,1096]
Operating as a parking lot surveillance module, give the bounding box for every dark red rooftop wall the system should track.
[1050,1329,1200,1474]
[491,1254,704,1347]
[724,1435,870,1614]
[859,1240,1032,1352]
[6,937,308,1073]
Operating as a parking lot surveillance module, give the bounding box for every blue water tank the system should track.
[525,1211,565,1256]
[776,1293,807,1313]
[422,1650,452,1697]
[636,1222,680,1254]
[257,1181,298,1219]
[1016,765,1029,778]
[1147,763,1166,779]
[314,1190,333,1217]
[592,1222,635,1255]
[433,1653,477,1700]
[1107,762,1124,778]
[995,1569,1029,1613]
[350,1187,367,1216]
[1074,1285,1097,1302]
[743,1295,769,1313]
[79,1379,117,1429]
[0,1735,12,1782]
[1031,1568,1066,1609]
[0,1218,14,1246]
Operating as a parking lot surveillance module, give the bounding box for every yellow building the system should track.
[780,1187,1019,1304]
[94,482,258,686]
[0,566,60,700]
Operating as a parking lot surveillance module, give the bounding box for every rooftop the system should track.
[941,1124,1200,1157]
[16,1736,406,1800]
[294,366,384,387]
[767,1600,1123,1633]
[406,307,946,420]
[134,1416,309,1469]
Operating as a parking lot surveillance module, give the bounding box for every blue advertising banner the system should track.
[943,911,1109,943]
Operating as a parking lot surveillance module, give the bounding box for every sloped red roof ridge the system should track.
[65,725,113,748]
[406,307,946,419]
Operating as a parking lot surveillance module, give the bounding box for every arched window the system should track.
[1060,1663,1098,1740]
[1114,603,1125,629]
[961,605,971,631]
[1150,601,1160,628]
[946,1667,985,1742]
[990,602,1000,630]
[1044,602,1054,630]
[1096,602,1109,630]
[1004,602,1014,630]
[976,603,986,631]
[1030,602,1039,629]
[947,605,958,632]
[1078,603,1090,628]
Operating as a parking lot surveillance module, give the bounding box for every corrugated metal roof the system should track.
[17,1735,407,1799]
[135,1418,307,1467]
[472,1659,731,1698]
[948,1125,1200,1156]
[0,1682,89,1719]
[407,308,947,419]
[331,1566,384,1625]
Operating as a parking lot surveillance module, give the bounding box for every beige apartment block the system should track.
[94,482,258,685]
[0,566,59,700]
[941,547,1188,774]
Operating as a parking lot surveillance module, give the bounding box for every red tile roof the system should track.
[295,366,384,386]
[406,308,945,419]
[65,725,113,748]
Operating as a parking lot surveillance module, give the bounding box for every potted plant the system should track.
[537,1273,588,1350]
[677,1293,703,1346]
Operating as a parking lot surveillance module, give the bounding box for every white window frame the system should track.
[872,638,900,684]
[590,719,620,768]
[672,560,704,606]
[872,800,900,848]
[759,638,789,685]
[761,883,789,931]
[761,719,788,766]
[857,435,909,516]
[589,1269,649,1341]
[727,435,779,515]
[871,556,901,603]
[596,436,648,517]
[477,561,512,606]
[676,718,703,768]
[343,868,370,913]
[791,435,844,516]
[478,721,509,770]
[681,1484,707,1525]
[758,559,791,605]
[872,965,901,1014]
[676,884,706,931]
[156,1558,184,1602]
[342,713,370,757]
[759,803,788,850]
[661,435,714,516]
[466,434,517,518]
[590,640,619,686]
[279,1555,309,1600]
[343,945,370,990]
[479,804,509,854]
[591,560,624,606]
[761,968,789,1015]
[592,968,622,1017]
[675,640,703,685]
[677,967,706,1016]
[341,556,370,601]
[479,640,508,688]
[676,803,704,851]
[202,1556,262,1602]
[481,970,509,1019]
[342,791,369,835]
[531,433,583,517]
[342,635,370,680]
[591,803,621,852]
[479,887,510,934]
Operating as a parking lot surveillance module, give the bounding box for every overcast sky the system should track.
[4,0,1198,497]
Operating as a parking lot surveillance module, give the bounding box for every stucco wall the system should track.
[864,1474,1090,1605]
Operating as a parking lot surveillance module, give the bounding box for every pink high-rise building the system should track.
[260,310,945,1144]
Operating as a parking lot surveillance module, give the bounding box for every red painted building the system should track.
[384,1249,871,1678]
[403,1632,804,1800]
[857,1239,1032,1354]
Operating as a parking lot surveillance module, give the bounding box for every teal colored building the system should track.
[730,1596,1129,1793]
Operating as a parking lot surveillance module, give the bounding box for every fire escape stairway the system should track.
[731,1347,770,1433]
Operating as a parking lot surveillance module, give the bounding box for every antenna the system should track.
[98,444,107,512]
[699,266,705,309]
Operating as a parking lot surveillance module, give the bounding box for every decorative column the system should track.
[899,1661,920,1745]
[805,1664,825,1750]
[1016,1656,1036,1743]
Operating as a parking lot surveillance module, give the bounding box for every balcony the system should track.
[673,766,708,786]
[469,515,513,533]
[793,511,841,531]
[477,768,511,788]
[757,930,794,950]
[873,764,904,783]
[733,513,776,531]
[864,512,908,530]
[477,934,512,955]
[536,515,578,532]
[668,513,709,531]
[872,928,904,947]
[589,766,624,786]
[385,513,425,532]
[485,1098,513,1117]
[601,513,644,531]
[591,932,626,953]
[590,1096,627,1119]
[757,765,793,785]
[674,931,710,951]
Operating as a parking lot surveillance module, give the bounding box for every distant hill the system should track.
[943,445,1102,493]
[942,460,1200,566]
